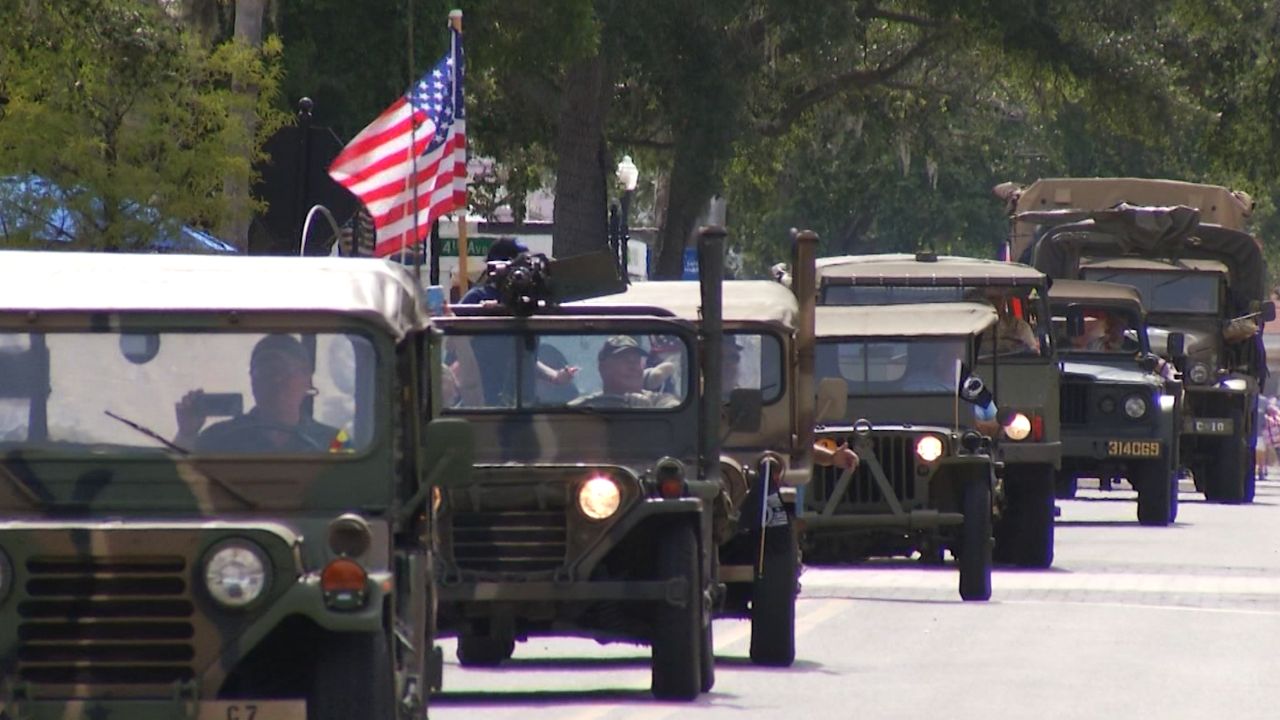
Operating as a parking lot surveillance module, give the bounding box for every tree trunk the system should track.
[552,53,611,259]
[653,129,723,279]
[219,0,266,251]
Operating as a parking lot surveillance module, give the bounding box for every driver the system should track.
[175,334,340,452]
[568,336,679,409]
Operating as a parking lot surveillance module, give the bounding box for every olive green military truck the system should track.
[0,252,472,720]
[815,254,1059,568]
[570,230,841,666]
[1016,196,1272,504]
[804,303,999,601]
[1048,280,1181,525]
[431,232,729,700]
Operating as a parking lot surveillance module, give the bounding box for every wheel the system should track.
[1206,408,1252,504]
[456,635,514,667]
[1168,470,1180,524]
[1000,464,1055,568]
[957,476,993,602]
[651,521,702,700]
[748,521,797,667]
[1054,470,1078,499]
[309,631,393,720]
[700,603,716,693]
[1135,461,1174,526]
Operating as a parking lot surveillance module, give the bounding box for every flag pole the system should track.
[404,0,419,274]
[450,9,469,296]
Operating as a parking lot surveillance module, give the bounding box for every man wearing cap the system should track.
[458,236,529,304]
[569,336,679,409]
[174,334,340,452]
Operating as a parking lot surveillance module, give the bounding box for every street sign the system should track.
[682,247,699,280]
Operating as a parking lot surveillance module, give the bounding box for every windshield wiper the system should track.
[103,410,257,508]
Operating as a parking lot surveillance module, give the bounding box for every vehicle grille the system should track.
[813,433,919,507]
[450,479,570,573]
[16,555,195,686]
[1060,382,1089,426]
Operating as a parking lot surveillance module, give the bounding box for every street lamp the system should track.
[616,155,639,277]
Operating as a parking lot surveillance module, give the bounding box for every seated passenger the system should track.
[1086,311,1137,352]
[971,289,1039,355]
[175,334,339,452]
[569,336,679,409]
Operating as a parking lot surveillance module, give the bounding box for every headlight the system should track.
[915,435,944,463]
[204,542,268,608]
[578,476,621,520]
[1188,362,1211,385]
[1221,378,1248,391]
[1123,395,1148,419]
[0,548,11,603]
[1004,413,1032,441]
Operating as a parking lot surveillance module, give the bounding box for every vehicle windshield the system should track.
[0,331,376,454]
[816,338,965,396]
[443,330,692,411]
[1051,305,1144,355]
[823,285,1049,356]
[1082,270,1220,314]
[723,332,784,404]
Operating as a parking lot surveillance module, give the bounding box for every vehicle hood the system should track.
[1061,359,1161,388]
[1146,325,1216,358]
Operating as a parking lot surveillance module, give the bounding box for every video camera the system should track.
[484,252,553,316]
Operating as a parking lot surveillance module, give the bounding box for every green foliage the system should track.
[0,0,287,250]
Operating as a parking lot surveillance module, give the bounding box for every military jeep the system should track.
[0,252,470,720]
[1017,198,1272,503]
[431,233,728,700]
[1048,279,1181,525]
[815,254,1059,568]
[803,303,998,601]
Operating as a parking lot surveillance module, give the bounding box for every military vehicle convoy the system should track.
[1047,279,1181,525]
[0,252,471,720]
[432,231,730,700]
[804,302,999,600]
[1004,182,1272,504]
[814,254,1059,568]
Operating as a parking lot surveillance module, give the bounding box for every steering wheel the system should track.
[219,422,326,451]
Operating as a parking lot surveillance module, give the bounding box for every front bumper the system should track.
[0,699,304,720]
[1062,435,1165,461]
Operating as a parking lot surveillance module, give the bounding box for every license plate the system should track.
[197,701,306,720]
[1190,418,1233,434]
[1107,440,1162,458]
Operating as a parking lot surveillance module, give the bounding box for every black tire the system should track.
[700,603,716,693]
[309,631,393,720]
[1054,471,1078,499]
[651,521,702,701]
[957,477,993,602]
[748,521,797,667]
[1000,465,1055,569]
[1206,408,1252,504]
[456,635,515,667]
[1135,461,1174,526]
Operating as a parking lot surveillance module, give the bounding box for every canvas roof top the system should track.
[815,302,997,338]
[0,251,426,339]
[1046,279,1144,309]
[567,280,798,327]
[816,253,1046,287]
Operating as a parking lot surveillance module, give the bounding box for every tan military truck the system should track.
[814,254,1059,568]
[1011,192,1272,503]
[1047,279,1181,525]
[0,252,472,720]
[432,232,729,700]
[805,303,999,600]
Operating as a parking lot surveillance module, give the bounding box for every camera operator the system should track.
[460,237,528,304]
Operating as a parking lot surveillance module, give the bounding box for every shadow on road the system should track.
[432,687,657,706]
[499,654,649,670]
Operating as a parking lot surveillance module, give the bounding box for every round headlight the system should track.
[204,542,268,608]
[1188,362,1211,385]
[0,548,11,603]
[1004,413,1032,441]
[578,476,621,520]
[1123,395,1148,419]
[915,435,944,463]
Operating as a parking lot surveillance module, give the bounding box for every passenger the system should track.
[175,334,339,452]
[458,237,528,304]
[569,336,679,408]
[971,289,1039,355]
[1086,311,1136,352]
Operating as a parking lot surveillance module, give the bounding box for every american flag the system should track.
[328,27,466,258]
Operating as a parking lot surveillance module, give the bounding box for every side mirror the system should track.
[422,417,475,489]
[1264,301,1277,323]
[1166,332,1186,360]
[815,377,848,423]
[726,387,763,433]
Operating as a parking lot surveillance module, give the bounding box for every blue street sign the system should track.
[682,247,699,280]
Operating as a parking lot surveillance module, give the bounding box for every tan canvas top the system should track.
[817,253,1045,286]
[0,251,426,338]
[815,302,997,338]
[1047,279,1144,308]
[567,280,798,328]
[1080,256,1229,275]
[1013,178,1252,230]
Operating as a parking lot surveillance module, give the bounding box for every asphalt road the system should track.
[431,476,1280,719]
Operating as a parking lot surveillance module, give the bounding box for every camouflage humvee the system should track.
[0,252,472,720]
[1013,196,1272,504]
[569,230,836,666]
[1048,280,1181,525]
[805,303,999,601]
[430,232,728,700]
[815,254,1059,568]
